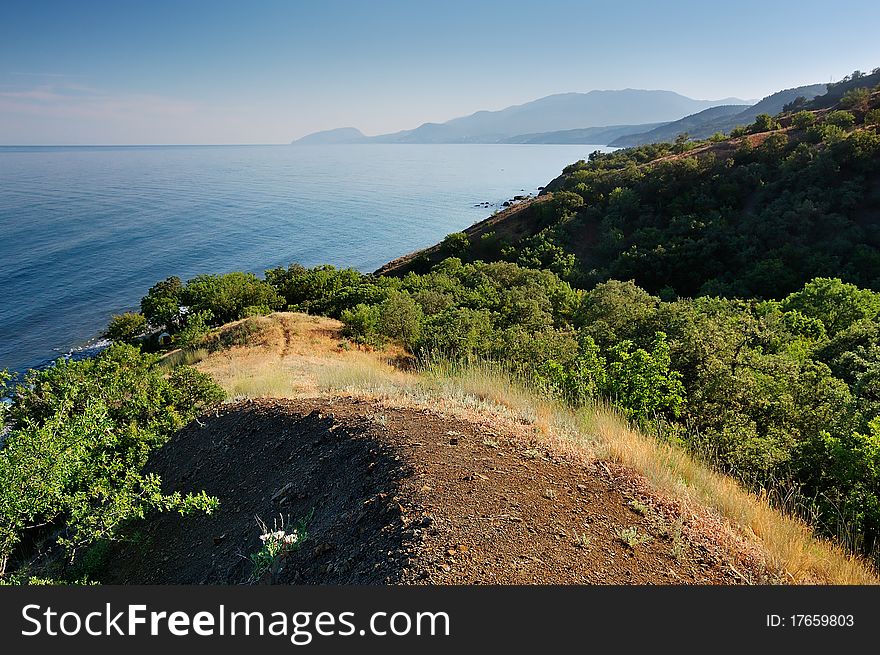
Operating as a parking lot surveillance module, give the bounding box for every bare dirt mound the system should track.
[102,397,766,585]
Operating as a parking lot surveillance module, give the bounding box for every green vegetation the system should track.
[104,312,148,345]
[439,87,880,300]
[0,345,224,578]
[249,513,310,583]
[110,247,880,561]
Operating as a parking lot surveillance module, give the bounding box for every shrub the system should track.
[781,277,880,336]
[140,276,182,329]
[790,111,816,129]
[604,332,685,423]
[182,272,283,324]
[0,345,224,572]
[751,113,779,133]
[175,309,214,348]
[536,333,606,406]
[242,304,272,318]
[104,312,148,345]
[824,110,856,129]
[441,232,470,256]
[840,88,871,112]
[377,291,423,350]
[340,303,383,346]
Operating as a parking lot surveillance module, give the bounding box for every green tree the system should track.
[175,309,214,348]
[790,111,816,129]
[340,303,383,346]
[0,345,224,571]
[441,232,471,257]
[751,113,779,133]
[781,278,880,336]
[104,312,148,345]
[603,332,685,423]
[824,110,856,129]
[377,291,423,350]
[140,276,182,329]
[840,88,871,112]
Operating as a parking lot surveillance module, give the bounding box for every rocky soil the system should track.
[102,397,770,585]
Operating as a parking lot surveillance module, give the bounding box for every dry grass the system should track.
[435,366,877,584]
[193,312,415,400]
[193,313,879,585]
[586,410,877,584]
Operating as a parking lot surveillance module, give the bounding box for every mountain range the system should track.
[292,81,836,147]
[292,89,755,146]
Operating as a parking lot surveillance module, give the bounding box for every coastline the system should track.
[6,188,548,378]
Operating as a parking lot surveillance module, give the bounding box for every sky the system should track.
[1,0,879,145]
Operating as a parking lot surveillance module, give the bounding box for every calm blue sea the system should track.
[0,143,605,373]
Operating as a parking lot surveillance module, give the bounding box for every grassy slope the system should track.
[177,312,878,584]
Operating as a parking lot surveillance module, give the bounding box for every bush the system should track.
[796,418,880,551]
[140,276,182,329]
[377,291,423,350]
[780,277,880,336]
[0,345,224,572]
[806,123,847,144]
[182,272,283,324]
[751,113,779,133]
[340,304,383,346]
[175,309,214,348]
[536,333,606,406]
[790,111,816,129]
[840,88,871,112]
[604,332,685,423]
[242,304,272,318]
[824,110,856,129]
[265,264,363,316]
[104,312,148,345]
[865,109,880,126]
[441,232,470,256]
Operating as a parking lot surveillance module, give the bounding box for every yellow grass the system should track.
[434,365,878,585]
[192,312,415,399]
[194,312,879,585]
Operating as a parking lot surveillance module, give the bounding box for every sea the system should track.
[0,143,607,374]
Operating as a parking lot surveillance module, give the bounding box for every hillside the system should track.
[381,84,880,298]
[95,313,873,584]
[609,84,826,146]
[5,72,880,588]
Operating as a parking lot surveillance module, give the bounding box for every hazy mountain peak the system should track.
[291,127,367,145]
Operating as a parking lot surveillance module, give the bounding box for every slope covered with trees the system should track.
[428,78,880,301]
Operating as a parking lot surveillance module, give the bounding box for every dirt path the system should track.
[103,397,768,585]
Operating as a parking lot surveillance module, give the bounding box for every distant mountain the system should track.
[374,90,749,143]
[610,84,826,147]
[501,122,669,145]
[293,90,750,145]
[291,127,367,145]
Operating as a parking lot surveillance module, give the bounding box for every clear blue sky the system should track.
[1,0,878,144]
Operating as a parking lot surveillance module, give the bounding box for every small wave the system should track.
[56,337,112,363]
